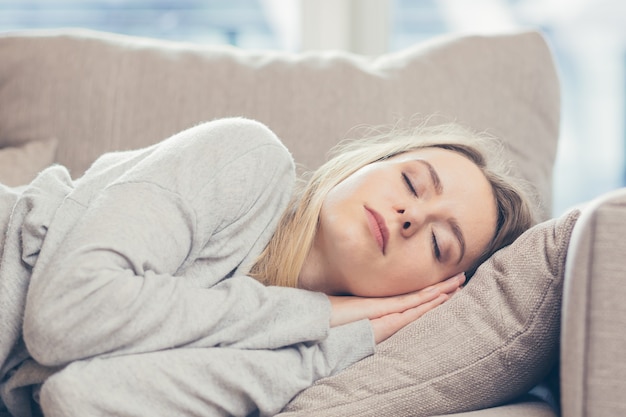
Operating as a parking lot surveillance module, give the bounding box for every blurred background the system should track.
[1,0,624,216]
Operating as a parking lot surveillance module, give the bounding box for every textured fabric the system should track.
[0,139,57,187]
[39,324,374,417]
[0,167,73,379]
[279,208,581,417]
[0,185,20,257]
[1,119,375,417]
[430,400,557,417]
[561,188,626,417]
[0,28,559,219]
[0,168,72,417]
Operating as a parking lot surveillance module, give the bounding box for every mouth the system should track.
[364,206,389,254]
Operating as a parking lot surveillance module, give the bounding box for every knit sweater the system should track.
[0,118,375,417]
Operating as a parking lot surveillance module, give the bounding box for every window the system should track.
[0,0,282,48]
[390,0,626,216]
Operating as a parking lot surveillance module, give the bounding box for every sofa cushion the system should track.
[0,28,559,219]
[278,208,581,417]
[0,138,57,187]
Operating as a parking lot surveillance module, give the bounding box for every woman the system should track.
[0,117,533,417]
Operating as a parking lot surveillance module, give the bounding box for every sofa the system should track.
[0,27,624,417]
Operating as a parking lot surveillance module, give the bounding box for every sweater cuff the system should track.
[321,319,375,376]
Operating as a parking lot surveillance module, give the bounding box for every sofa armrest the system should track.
[561,188,626,417]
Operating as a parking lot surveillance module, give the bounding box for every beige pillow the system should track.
[278,208,581,417]
[0,29,559,219]
[0,138,57,187]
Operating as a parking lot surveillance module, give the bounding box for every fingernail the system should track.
[457,272,466,284]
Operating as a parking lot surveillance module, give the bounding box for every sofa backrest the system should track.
[0,28,560,219]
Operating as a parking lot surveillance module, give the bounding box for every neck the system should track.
[297,243,331,293]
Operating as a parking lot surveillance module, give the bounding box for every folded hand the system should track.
[327,273,465,344]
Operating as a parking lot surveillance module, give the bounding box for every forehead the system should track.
[400,147,491,201]
[393,147,472,163]
[387,148,483,181]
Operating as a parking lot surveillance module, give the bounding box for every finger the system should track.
[429,272,465,294]
[382,275,460,314]
[372,293,449,344]
[392,273,462,306]
[450,287,463,297]
[400,293,449,322]
[381,286,442,316]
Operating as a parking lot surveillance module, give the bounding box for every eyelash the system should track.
[432,232,441,261]
[402,173,418,197]
[403,173,441,261]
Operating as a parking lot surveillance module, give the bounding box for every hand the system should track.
[327,273,465,344]
[368,293,448,343]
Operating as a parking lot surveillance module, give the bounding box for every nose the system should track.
[396,204,427,238]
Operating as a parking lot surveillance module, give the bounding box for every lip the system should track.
[364,206,389,254]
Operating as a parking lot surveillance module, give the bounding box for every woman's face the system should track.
[299,147,498,297]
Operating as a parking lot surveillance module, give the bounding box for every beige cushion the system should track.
[430,400,557,417]
[0,138,57,186]
[278,208,580,416]
[0,28,559,219]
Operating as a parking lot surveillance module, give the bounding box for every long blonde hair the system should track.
[249,122,537,287]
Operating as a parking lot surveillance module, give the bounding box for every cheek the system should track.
[383,244,443,294]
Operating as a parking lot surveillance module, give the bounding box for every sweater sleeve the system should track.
[39,321,375,417]
[23,118,332,367]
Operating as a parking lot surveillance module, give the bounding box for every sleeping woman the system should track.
[0,117,534,417]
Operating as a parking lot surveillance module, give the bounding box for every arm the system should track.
[40,321,375,417]
[38,287,459,417]
[23,119,335,366]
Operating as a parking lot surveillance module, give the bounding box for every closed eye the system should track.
[402,173,418,197]
[432,232,441,261]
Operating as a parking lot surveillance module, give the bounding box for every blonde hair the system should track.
[249,122,537,287]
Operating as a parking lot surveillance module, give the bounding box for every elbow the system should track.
[24,259,140,367]
[23,303,73,367]
[23,260,116,366]
[23,271,90,367]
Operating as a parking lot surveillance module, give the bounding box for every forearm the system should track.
[39,321,375,417]
[24,259,332,366]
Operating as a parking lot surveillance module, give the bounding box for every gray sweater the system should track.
[0,118,375,417]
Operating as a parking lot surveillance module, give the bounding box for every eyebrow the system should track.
[449,218,467,265]
[416,159,466,264]
[416,159,443,194]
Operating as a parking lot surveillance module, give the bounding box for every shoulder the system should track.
[185,117,293,169]
[176,119,296,223]
[187,117,296,197]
